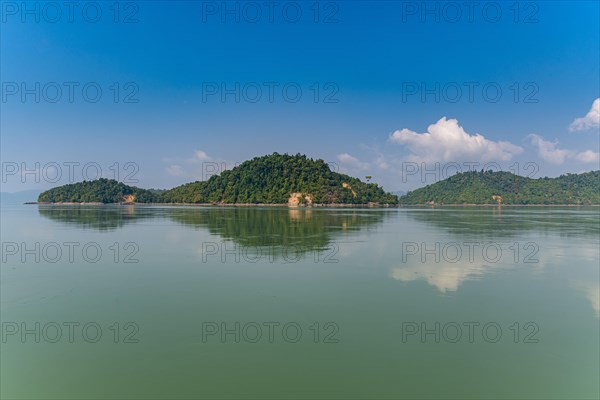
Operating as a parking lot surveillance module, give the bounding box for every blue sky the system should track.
[1,0,599,192]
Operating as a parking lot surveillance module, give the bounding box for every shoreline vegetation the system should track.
[29,202,393,207]
[27,202,600,207]
[34,153,600,206]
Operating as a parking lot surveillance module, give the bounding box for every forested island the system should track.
[37,153,398,205]
[399,170,600,205]
[36,154,599,206]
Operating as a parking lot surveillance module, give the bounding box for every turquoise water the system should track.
[1,205,599,399]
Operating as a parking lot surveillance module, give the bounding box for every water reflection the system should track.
[390,260,489,293]
[405,207,600,238]
[6,204,595,399]
[36,205,599,313]
[38,205,389,257]
[389,207,600,304]
[37,205,157,230]
[571,281,600,316]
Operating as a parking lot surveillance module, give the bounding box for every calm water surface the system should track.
[1,205,599,399]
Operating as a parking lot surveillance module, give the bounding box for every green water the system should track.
[1,205,599,399]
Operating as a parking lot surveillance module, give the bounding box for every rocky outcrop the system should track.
[288,192,313,207]
[122,194,135,203]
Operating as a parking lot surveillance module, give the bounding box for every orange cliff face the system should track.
[122,195,135,203]
[288,193,313,207]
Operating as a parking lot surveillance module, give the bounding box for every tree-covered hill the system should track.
[37,157,599,206]
[38,154,398,205]
[37,178,160,203]
[161,153,398,204]
[399,170,600,205]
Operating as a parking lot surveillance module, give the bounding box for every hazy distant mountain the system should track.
[0,190,43,204]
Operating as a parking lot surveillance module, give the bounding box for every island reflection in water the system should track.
[38,205,389,259]
[37,205,599,309]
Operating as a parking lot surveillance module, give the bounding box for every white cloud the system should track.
[165,164,185,177]
[570,98,600,132]
[575,150,600,164]
[528,134,572,165]
[389,117,523,162]
[185,149,212,163]
[529,134,599,165]
[194,150,211,161]
[337,153,369,170]
[337,153,359,163]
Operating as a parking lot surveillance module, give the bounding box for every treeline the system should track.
[399,170,600,205]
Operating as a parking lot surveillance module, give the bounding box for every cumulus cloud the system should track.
[529,134,599,165]
[194,150,211,161]
[528,134,572,165]
[336,153,370,170]
[575,150,600,164]
[389,117,523,162]
[165,164,185,177]
[570,98,600,132]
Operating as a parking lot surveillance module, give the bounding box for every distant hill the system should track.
[399,170,600,205]
[0,190,42,204]
[37,153,398,205]
[161,153,397,204]
[37,179,159,203]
